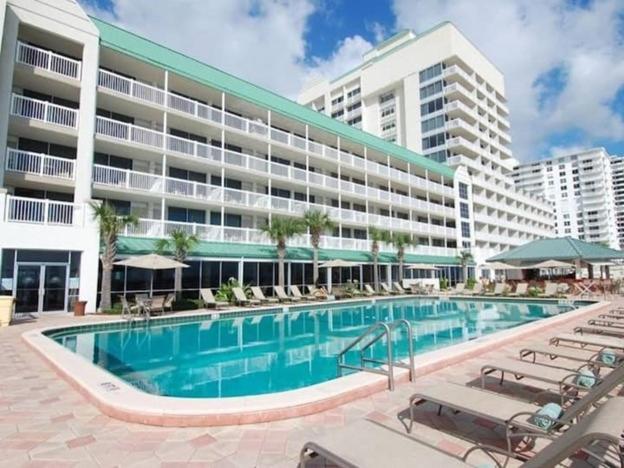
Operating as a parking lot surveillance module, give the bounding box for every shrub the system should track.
[527,286,540,297]
[466,277,477,289]
[215,277,252,303]
[439,277,449,290]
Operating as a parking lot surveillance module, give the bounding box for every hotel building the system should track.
[512,148,620,249]
[298,25,555,274]
[0,0,472,314]
[610,155,624,249]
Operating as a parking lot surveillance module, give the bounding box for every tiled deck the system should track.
[0,299,619,467]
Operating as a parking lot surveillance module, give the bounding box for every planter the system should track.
[74,300,87,317]
[0,296,15,327]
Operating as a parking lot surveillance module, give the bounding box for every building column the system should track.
[0,9,19,188]
[74,39,100,203]
[80,202,101,312]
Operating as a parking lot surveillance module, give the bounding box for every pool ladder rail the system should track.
[336,319,415,391]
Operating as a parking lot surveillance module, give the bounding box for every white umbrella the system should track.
[319,259,359,293]
[319,259,359,268]
[406,263,438,270]
[115,254,188,270]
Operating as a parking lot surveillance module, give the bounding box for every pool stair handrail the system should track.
[336,319,415,391]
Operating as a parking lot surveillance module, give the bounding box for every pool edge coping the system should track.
[22,299,609,427]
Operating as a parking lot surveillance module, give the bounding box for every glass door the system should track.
[15,265,41,314]
[14,263,68,313]
[43,265,67,311]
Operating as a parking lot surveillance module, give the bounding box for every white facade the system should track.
[0,1,471,313]
[610,155,624,249]
[298,24,555,275]
[512,148,619,249]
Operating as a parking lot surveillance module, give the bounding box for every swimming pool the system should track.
[47,298,583,398]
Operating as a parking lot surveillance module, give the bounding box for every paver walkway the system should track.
[0,300,618,467]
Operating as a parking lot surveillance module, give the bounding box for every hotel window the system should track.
[420,81,443,99]
[459,182,469,200]
[331,95,343,105]
[426,149,447,163]
[379,92,394,104]
[461,221,471,238]
[419,63,443,82]
[421,115,445,133]
[422,132,445,149]
[460,202,470,219]
[382,122,396,132]
[346,87,360,98]
[420,97,444,116]
[381,106,395,118]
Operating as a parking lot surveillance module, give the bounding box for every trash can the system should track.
[74,300,87,317]
[0,296,15,327]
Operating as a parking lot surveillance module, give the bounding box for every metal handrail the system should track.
[337,319,415,391]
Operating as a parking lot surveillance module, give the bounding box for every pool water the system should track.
[49,298,580,398]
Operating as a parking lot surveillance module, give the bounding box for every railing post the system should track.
[43,199,49,225]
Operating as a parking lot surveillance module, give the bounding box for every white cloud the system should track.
[81,0,371,99]
[391,0,624,161]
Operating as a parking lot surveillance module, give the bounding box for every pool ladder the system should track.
[337,319,415,391]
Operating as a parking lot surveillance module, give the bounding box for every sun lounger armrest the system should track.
[558,372,602,404]
[505,411,557,437]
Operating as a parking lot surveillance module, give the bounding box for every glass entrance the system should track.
[15,264,68,313]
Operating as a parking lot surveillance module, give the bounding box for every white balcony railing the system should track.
[95,116,163,149]
[5,195,81,226]
[5,148,75,180]
[98,69,165,106]
[11,94,78,128]
[16,41,81,79]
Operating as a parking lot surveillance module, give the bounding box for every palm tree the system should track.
[369,227,390,292]
[261,216,306,287]
[390,232,415,282]
[303,210,335,284]
[155,229,199,299]
[457,250,474,282]
[91,202,138,311]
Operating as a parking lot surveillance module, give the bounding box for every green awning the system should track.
[116,236,462,265]
[487,237,624,264]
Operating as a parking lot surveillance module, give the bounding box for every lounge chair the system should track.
[598,313,624,320]
[508,282,528,297]
[290,285,315,301]
[550,333,624,351]
[232,287,260,306]
[274,285,300,302]
[445,282,464,295]
[380,283,397,295]
[251,286,279,304]
[574,324,624,338]
[392,282,407,294]
[588,318,624,329]
[408,363,624,452]
[479,357,604,394]
[300,397,624,468]
[146,295,166,315]
[200,288,228,309]
[538,282,559,298]
[306,285,328,300]
[363,284,376,296]
[484,283,506,296]
[121,296,141,319]
[163,293,175,313]
[519,343,623,368]
[464,283,483,296]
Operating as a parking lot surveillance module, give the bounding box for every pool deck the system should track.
[0,297,620,467]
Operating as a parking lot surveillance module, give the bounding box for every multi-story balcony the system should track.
[4,195,83,227]
[444,82,475,106]
[11,94,78,129]
[445,100,476,124]
[5,148,75,180]
[15,41,82,80]
[446,136,481,158]
[122,218,455,256]
[442,64,474,89]
[97,71,454,197]
[92,164,457,236]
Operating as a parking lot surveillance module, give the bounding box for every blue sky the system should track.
[83,0,624,161]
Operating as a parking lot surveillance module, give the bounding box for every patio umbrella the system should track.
[319,259,359,293]
[115,254,189,270]
[115,254,188,297]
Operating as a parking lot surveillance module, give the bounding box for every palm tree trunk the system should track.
[278,246,286,287]
[463,265,468,282]
[174,267,182,299]
[313,246,319,285]
[399,255,403,282]
[372,241,379,292]
[100,256,112,311]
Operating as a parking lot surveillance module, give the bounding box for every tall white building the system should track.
[610,155,624,249]
[298,24,555,275]
[0,0,473,314]
[512,148,619,249]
